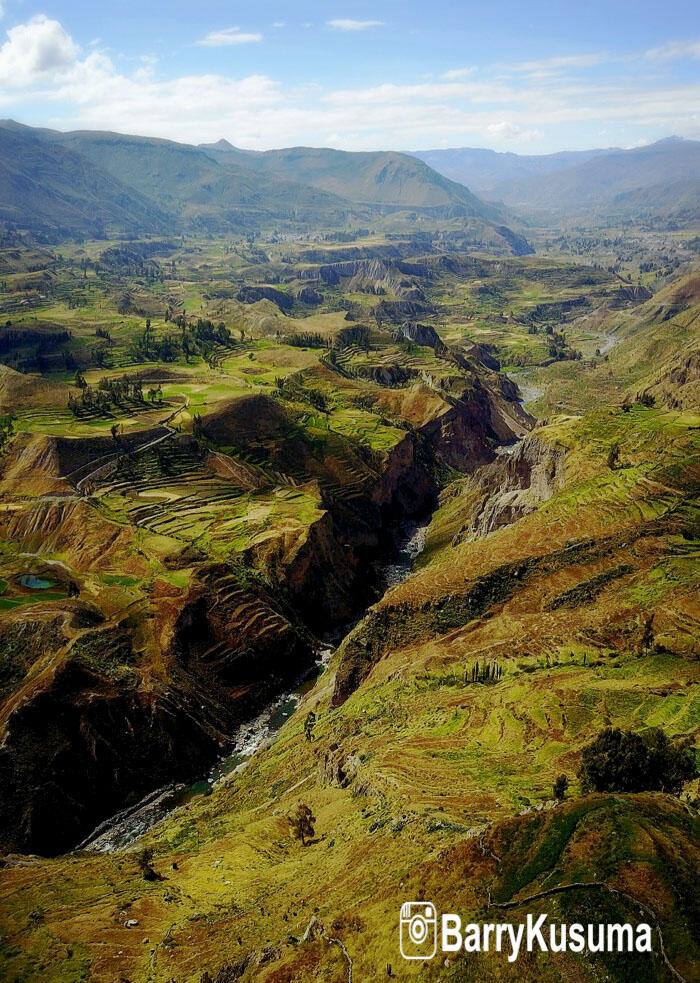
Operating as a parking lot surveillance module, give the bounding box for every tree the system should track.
[288,803,315,846]
[136,847,159,881]
[553,774,569,800]
[192,413,204,439]
[638,614,654,656]
[309,390,329,421]
[304,711,316,742]
[578,727,697,795]
[117,291,133,315]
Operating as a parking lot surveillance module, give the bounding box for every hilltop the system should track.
[200,143,505,216]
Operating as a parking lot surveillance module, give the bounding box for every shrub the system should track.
[135,846,159,881]
[553,774,569,800]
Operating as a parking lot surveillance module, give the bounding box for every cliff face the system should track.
[634,347,700,412]
[0,566,317,855]
[330,431,568,708]
[0,652,226,855]
[450,431,568,542]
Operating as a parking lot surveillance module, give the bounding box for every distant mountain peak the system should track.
[200,138,237,152]
[652,135,685,145]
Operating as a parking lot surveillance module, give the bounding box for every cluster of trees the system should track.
[0,324,73,374]
[335,325,372,351]
[124,316,234,367]
[99,246,164,280]
[285,332,326,349]
[0,325,71,356]
[544,327,582,362]
[578,727,697,795]
[128,319,177,363]
[621,392,656,412]
[68,371,162,416]
[553,774,569,800]
[522,324,582,362]
[0,414,14,456]
[466,660,503,684]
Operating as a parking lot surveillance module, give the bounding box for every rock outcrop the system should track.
[237,285,294,313]
[395,321,443,349]
[450,432,568,542]
[0,568,316,855]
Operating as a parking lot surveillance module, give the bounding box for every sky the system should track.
[0,0,698,154]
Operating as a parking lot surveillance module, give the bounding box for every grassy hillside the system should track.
[0,400,697,982]
[523,272,700,416]
[0,127,173,239]
[53,131,359,230]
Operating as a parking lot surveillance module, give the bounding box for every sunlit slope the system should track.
[1,402,697,982]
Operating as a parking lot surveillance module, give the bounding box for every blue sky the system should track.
[0,0,698,153]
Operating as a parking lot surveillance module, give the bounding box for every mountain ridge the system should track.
[414,137,700,223]
[0,120,529,250]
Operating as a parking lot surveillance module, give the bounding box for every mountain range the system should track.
[3,120,696,242]
[0,121,528,252]
[413,137,700,224]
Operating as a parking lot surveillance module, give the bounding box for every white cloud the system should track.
[646,40,700,60]
[487,121,542,143]
[510,53,607,76]
[197,27,263,47]
[327,19,384,31]
[442,67,476,80]
[323,80,516,106]
[272,21,285,29]
[0,14,78,87]
[1,15,698,152]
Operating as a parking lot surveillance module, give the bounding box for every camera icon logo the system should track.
[400,901,437,960]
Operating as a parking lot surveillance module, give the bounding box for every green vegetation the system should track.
[288,803,316,846]
[579,728,698,795]
[0,215,697,983]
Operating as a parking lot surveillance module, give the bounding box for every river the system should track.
[507,370,544,406]
[77,516,432,853]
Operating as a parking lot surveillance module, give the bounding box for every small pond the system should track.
[19,574,58,590]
